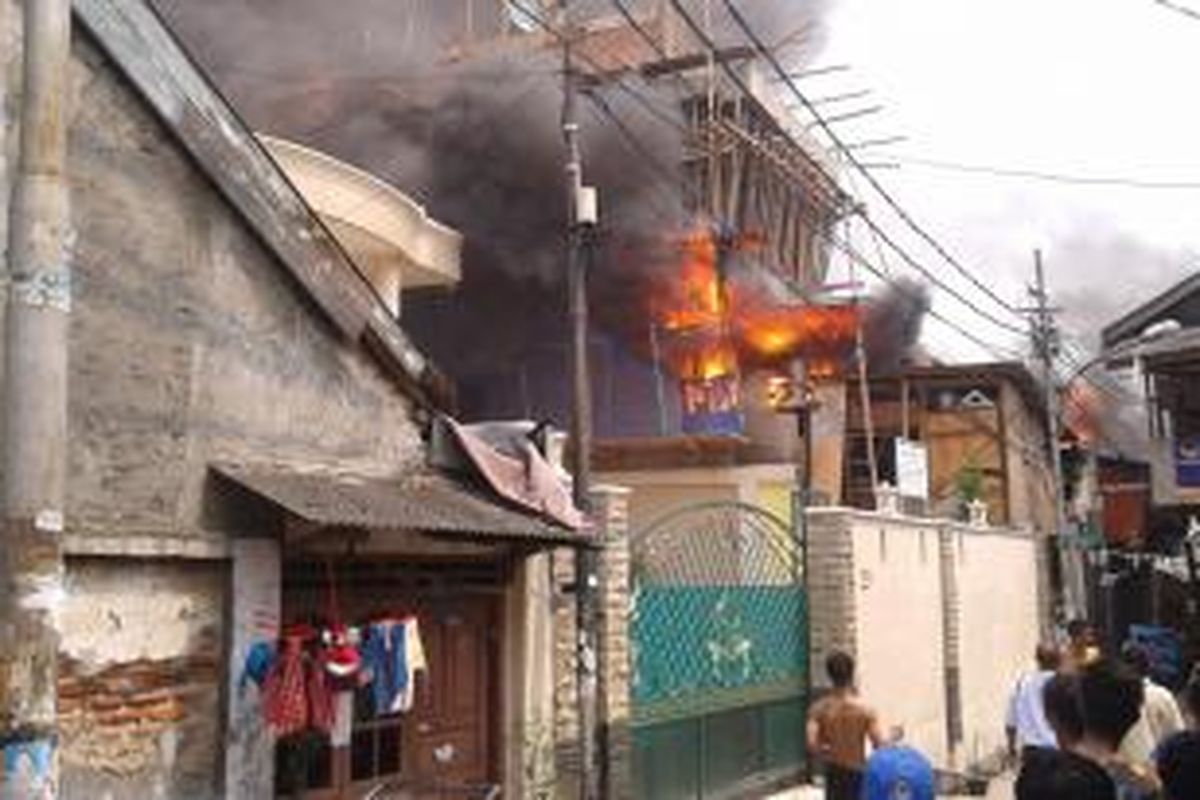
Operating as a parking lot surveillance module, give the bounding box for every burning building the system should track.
[649,225,862,440]
[152,0,850,441]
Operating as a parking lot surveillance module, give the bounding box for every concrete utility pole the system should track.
[560,2,601,799]
[1028,250,1075,628]
[1,0,72,796]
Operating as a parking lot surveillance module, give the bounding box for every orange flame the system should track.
[662,231,725,332]
[737,305,860,360]
[654,227,861,382]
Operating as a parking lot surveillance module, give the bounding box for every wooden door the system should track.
[407,597,496,790]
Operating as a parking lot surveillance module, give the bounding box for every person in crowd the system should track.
[1076,659,1158,799]
[861,744,934,800]
[1063,618,1102,673]
[1182,666,1200,728]
[1018,672,1116,800]
[1117,641,1184,767]
[805,650,883,800]
[1043,672,1086,750]
[1016,746,1117,800]
[1006,643,1061,763]
[1154,729,1200,800]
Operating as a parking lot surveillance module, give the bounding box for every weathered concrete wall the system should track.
[955,526,1041,768]
[57,557,225,800]
[225,539,280,800]
[806,509,1041,773]
[504,552,558,800]
[64,33,424,551]
[850,516,949,765]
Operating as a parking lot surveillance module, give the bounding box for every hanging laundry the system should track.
[238,640,275,694]
[263,634,309,737]
[361,621,406,715]
[307,649,335,734]
[391,616,427,714]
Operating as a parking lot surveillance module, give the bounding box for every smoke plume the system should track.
[863,278,931,371]
[152,0,885,424]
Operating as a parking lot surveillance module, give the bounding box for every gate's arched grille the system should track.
[629,502,807,799]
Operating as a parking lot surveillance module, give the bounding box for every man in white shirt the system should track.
[1118,642,1184,766]
[1007,643,1062,762]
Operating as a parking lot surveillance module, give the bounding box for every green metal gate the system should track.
[630,502,807,799]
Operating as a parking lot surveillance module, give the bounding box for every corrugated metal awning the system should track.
[212,463,588,546]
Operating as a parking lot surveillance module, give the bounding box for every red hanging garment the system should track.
[308,649,335,734]
[263,634,309,737]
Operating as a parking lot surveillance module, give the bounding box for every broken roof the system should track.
[212,463,587,547]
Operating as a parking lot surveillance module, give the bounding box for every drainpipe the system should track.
[1,1,72,796]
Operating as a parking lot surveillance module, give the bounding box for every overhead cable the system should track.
[666,0,1028,337]
[888,154,1200,190]
[717,0,1029,327]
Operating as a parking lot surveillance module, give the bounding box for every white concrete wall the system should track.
[810,509,1041,773]
[851,520,949,765]
[955,528,1041,767]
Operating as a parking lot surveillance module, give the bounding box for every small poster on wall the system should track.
[1174,435,1200,487]
[895,438,930,500]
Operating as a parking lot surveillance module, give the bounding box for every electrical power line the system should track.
[520,0,1026,358]
[887,154,1200,190]
[506,0,688,135]
[1154,0,1200,22]
[665,0,1029,338]
[716,0,1030,329]
[634,0,1025,357]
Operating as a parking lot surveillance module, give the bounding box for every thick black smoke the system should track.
[863,278,931,371]
[153,1,908,427]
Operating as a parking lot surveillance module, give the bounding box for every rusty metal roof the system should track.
[212,463,588,546]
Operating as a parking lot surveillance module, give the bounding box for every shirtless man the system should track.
[807,650,884,800]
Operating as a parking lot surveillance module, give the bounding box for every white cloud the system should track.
[815,0,1200,360]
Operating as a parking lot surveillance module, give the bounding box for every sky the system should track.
[806,0,1200,362]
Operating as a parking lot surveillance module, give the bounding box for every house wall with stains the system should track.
[0,16,429,796]
[65,35,425,553]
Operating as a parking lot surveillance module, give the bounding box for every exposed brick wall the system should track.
[57,558,225,800]
[805,510,857,688]
[552,547,580,799]
[594,487,633,800]
[551,486,634,800]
